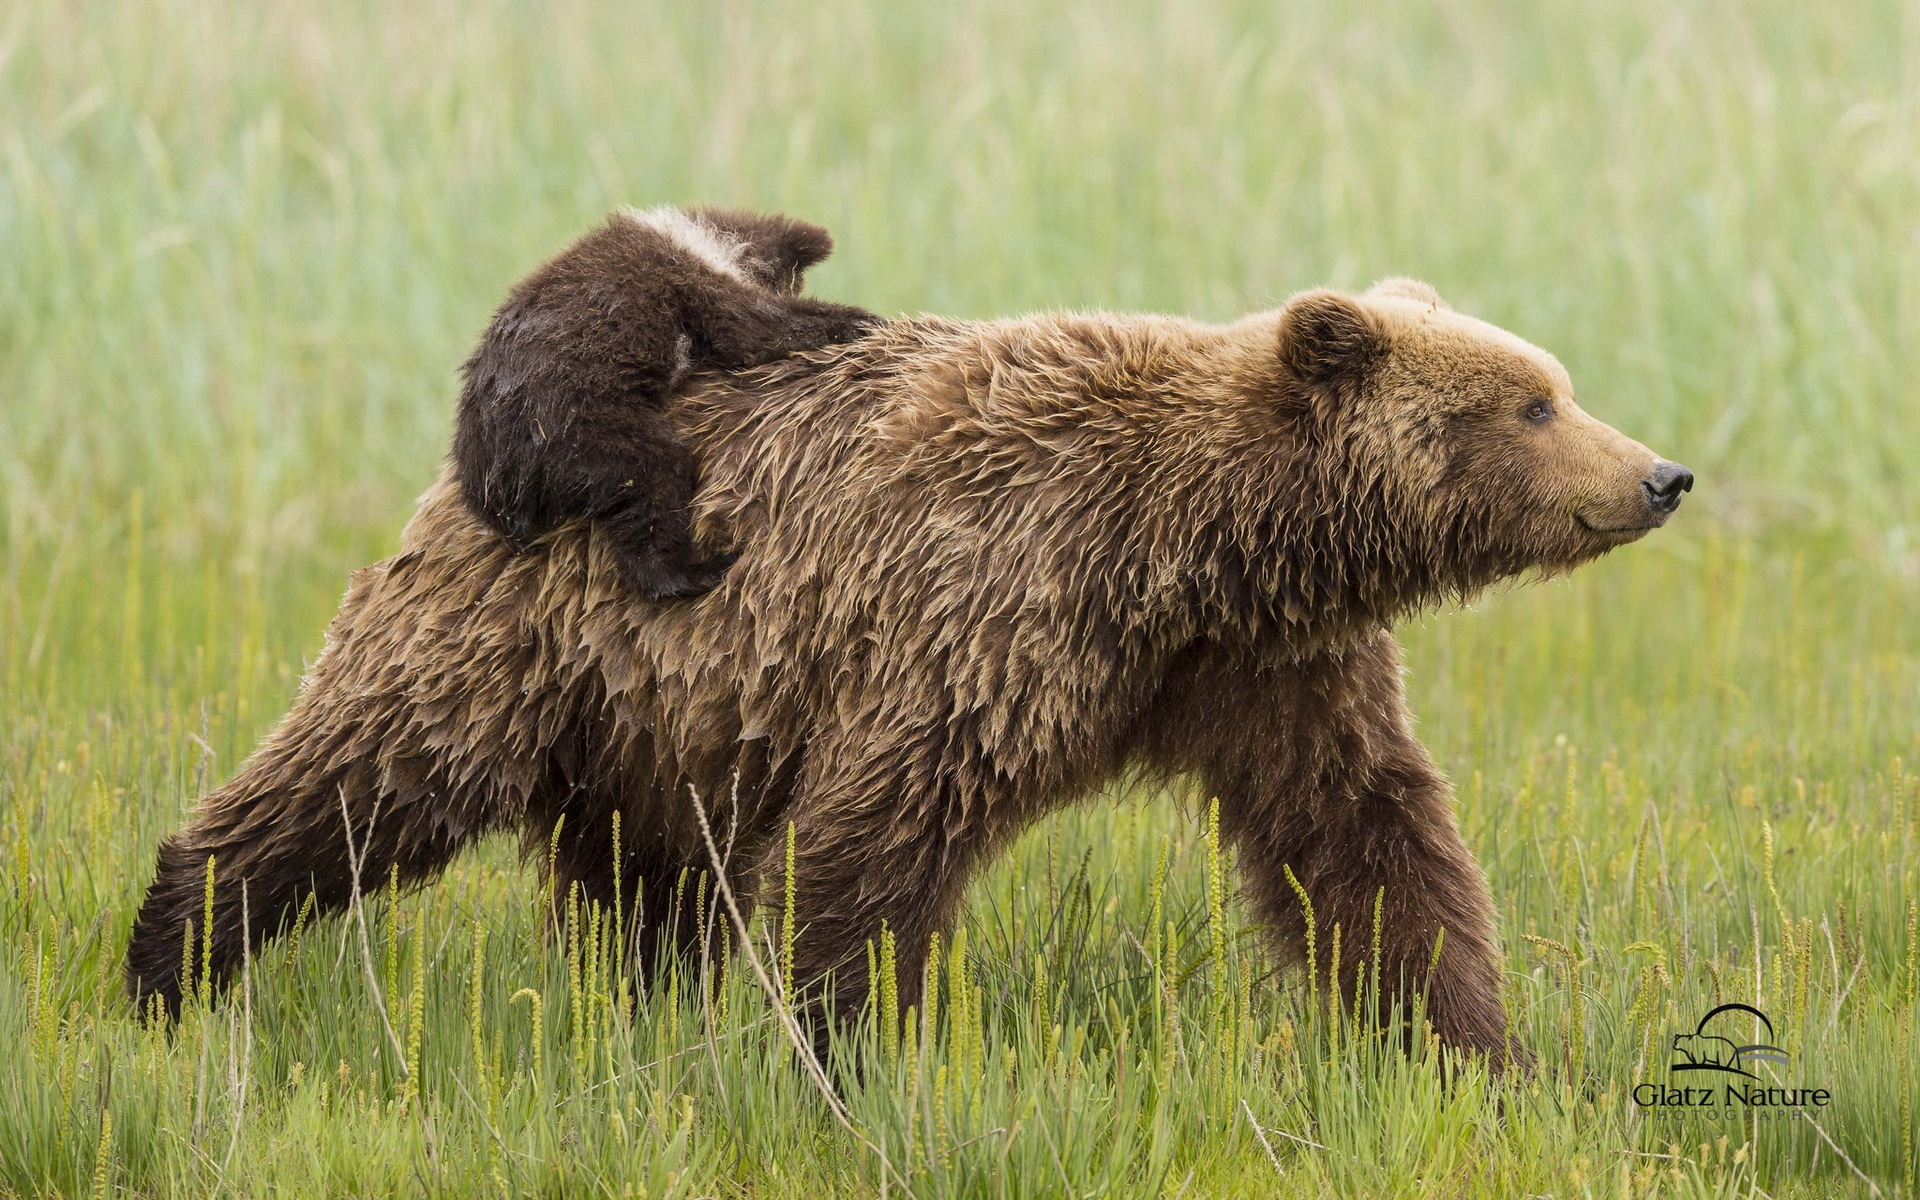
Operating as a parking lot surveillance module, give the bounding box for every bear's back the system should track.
[384,310,1223,782]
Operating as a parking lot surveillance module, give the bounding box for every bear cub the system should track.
[453,206,878,599]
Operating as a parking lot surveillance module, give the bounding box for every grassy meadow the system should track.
[4,0,1920,1194]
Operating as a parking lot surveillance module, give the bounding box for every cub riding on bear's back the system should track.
[454,206,877,598]
[128,257,1690,1073]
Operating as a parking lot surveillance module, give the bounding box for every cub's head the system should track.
[1274,278,1691,584]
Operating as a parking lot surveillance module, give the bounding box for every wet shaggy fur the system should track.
[127,282,1688,1063]
[453,206,877,599]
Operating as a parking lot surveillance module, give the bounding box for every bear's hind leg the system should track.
[126,752,501,1020]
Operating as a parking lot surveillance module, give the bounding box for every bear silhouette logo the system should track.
[1670,1003,1790,1078]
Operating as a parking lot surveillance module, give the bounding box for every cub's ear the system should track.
[1363,276,1447,308]
[767,219,835,277]
[689,209,839,292]
[1276,289,1382,388]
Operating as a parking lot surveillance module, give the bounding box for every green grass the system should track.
[4,0,1919,1194]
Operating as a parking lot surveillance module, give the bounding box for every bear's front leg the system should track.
[1144,629,1519,1066]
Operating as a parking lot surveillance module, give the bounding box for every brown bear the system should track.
[453,206,877,599]
[126,278,1691,1066]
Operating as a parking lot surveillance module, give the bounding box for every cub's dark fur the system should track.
[453,207,876,598]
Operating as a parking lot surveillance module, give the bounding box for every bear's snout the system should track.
[1641,460,1694,517]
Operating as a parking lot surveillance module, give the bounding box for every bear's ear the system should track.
[1363,277,1447,309]
[1276,289,1382,389]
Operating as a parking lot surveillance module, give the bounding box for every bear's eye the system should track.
[1523,399,1554,425]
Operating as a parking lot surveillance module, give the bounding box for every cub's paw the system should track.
[619,547,739,601]
[785,299,883,348]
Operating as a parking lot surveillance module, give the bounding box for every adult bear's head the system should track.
[1270,277,1691,592]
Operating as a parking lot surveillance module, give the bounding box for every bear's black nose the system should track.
[1642,461,1694,513]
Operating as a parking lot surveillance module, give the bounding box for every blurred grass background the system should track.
[2,0,1918,1195]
